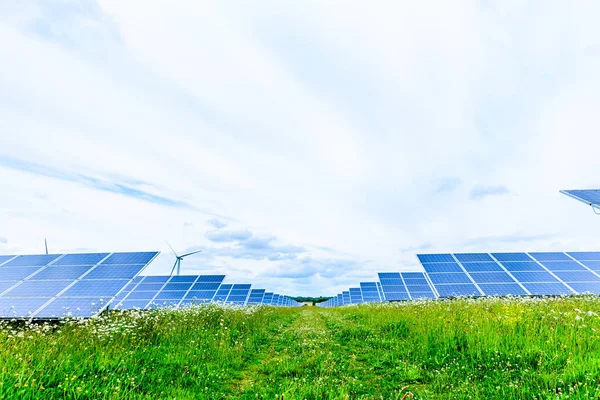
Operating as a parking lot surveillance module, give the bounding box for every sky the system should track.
[1,1,600,296]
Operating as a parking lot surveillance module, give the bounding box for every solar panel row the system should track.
[318,252,600,308]
[0,252,300,318]
[0,252,158,318]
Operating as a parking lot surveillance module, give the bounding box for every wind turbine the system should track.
[166,241,201,276]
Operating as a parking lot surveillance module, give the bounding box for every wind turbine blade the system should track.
[165,241,179,257]
[180,250,202,258]
[45,238,48,255]
[169,259,178,276]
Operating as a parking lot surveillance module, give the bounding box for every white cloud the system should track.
[1,0,600,295]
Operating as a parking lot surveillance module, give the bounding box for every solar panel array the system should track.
[0,252,158,318]
[318,252,600,307]
[0,252,301,317]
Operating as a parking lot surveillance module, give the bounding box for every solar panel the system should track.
[415,252,600,298]
[115,275,225,310]
[401,272,437,299]
[377,272,410,301]
[360,282,381,303]
[0,255,16,266]
[349,287,363,304]
[561,190,600,208]
[262,292,273,304]
[247,289,265,305]
[226,284,251,305]
[0,251,159,318]
[342,291,350,305]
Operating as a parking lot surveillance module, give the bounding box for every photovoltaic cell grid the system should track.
[417,252,600,297]
[0,252,158,318]
[377,272,437,300]
[113,275,226,310]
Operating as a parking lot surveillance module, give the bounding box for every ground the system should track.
[2,297,600,399]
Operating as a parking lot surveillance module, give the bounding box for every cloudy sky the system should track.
[1,1,600,296]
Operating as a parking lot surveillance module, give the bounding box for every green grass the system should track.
[2,297,600,399]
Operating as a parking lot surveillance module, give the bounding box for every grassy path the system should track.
[232,307,415,399]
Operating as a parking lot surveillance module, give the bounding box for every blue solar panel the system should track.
[0,282,16,294]
[61,280,129,297]
[521,282,572,295]
[405,284,433,292]
[213,284,233,302]
[101,252,158,265]
[510,271,559,283]
[499,262,546,272]
[539,261,586,271]
[478,283,527,296]
[378,272,401,279]
[114,299,150,309]
[169,275,198,283]
[562,190,600,205]
[185,290,217,300]
[162,282,193,291]
[401,272,426,280]
[428,273,472,284]
[3,254,61,267]
[384,292,410,301]
[342,291,350,304]
[154,291,186,300]
[350,288,363,304]
[191,282,221,291]
[36,298,108,318]
[126,291,159,300]
[492,253,533,262]
[53,253,109,265]
[580,261,600,270]
[360,282,381,303]
[0,255,16,265]
[3,280,72,297]
[84,265,146,279]
[568,282,600,294]
[140,276,170,283]
[196,275,226,283]
[135,283,165,291]
[422,263,464,273]
[568,252,600,261]
[30,265,90,280]
[262,292,273,304]
[435,284,480,297]
[528,252,572,262]
[0,267,44,281]
[0,298,50,317]
[455,253,494,262]
[417,254,455,263]
[226,284,252,304]
[554,271,600,282]
[461,262,504,273]
[409,292,436,299]
[380,278,404,285]
[469,272,516,283]
[247,289,266,305]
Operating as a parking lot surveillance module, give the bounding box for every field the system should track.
[2,297,600,399]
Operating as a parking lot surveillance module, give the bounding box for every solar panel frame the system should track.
[560,189,600,207]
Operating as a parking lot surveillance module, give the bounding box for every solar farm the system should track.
[3,189,600,398]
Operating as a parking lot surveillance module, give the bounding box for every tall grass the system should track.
[1,297,600,399]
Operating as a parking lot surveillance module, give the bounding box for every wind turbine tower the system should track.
[166,242,202,276]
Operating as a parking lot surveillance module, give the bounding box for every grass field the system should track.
[2,297,600,399]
